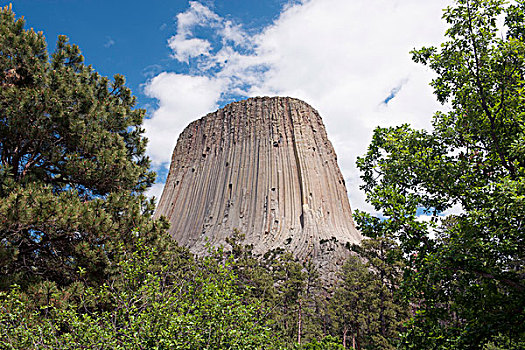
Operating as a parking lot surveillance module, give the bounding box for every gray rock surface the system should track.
[155,96,362,279]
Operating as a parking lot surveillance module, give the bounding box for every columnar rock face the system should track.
[155,96,361,278]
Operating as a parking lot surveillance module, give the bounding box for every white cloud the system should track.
[220,20,248,46]
[145,182,166,201]
[167,1,241,63]
[176,1,221,33]
[169,37,212,62]
[144,72,224,166]
[144,0,454,213]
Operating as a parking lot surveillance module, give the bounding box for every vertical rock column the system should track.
[155,96,362,277]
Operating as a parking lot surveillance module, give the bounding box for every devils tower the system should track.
[155,96,361,277]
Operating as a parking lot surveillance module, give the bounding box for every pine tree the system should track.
[328,223,408,349]
[330,255,372,350]
[0,5,168,289]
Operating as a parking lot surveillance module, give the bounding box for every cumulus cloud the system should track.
[169,37,212,63]
[166,1,249,63]
[144,0,454,211]
[144,73,224,166]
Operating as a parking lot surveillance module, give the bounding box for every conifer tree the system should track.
[0,5,168,289]
[329,238,407,350]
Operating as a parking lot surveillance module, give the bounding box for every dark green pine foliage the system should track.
[0,5,168,289]
[356,236,407,349]
[225,232,326,347]
[329,255,373,350]
[356,0,525,348]
[328,235,407,350]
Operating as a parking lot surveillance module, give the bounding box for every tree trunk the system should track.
[380,243,386,337]
[356,327,361,350]
[297,299,302,345]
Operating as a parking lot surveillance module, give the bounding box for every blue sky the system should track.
[5,0,455,214]
[6,0,289,108]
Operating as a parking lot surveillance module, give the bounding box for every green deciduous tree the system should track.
[0,240,275,349]
[356,0,525,348]
[0,5,168,289]
[297,335,345,350]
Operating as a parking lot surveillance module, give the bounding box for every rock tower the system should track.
[155,97,361,277]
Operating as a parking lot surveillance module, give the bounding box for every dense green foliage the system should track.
[0,241,275,349]
[225,232,324,345]
[356,0,525,348]
[224,232,408,349]
[330,238,408,350]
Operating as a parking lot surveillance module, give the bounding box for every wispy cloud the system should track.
[104,36,115,48]
[144,0,453,211]
[142,64,164,78]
